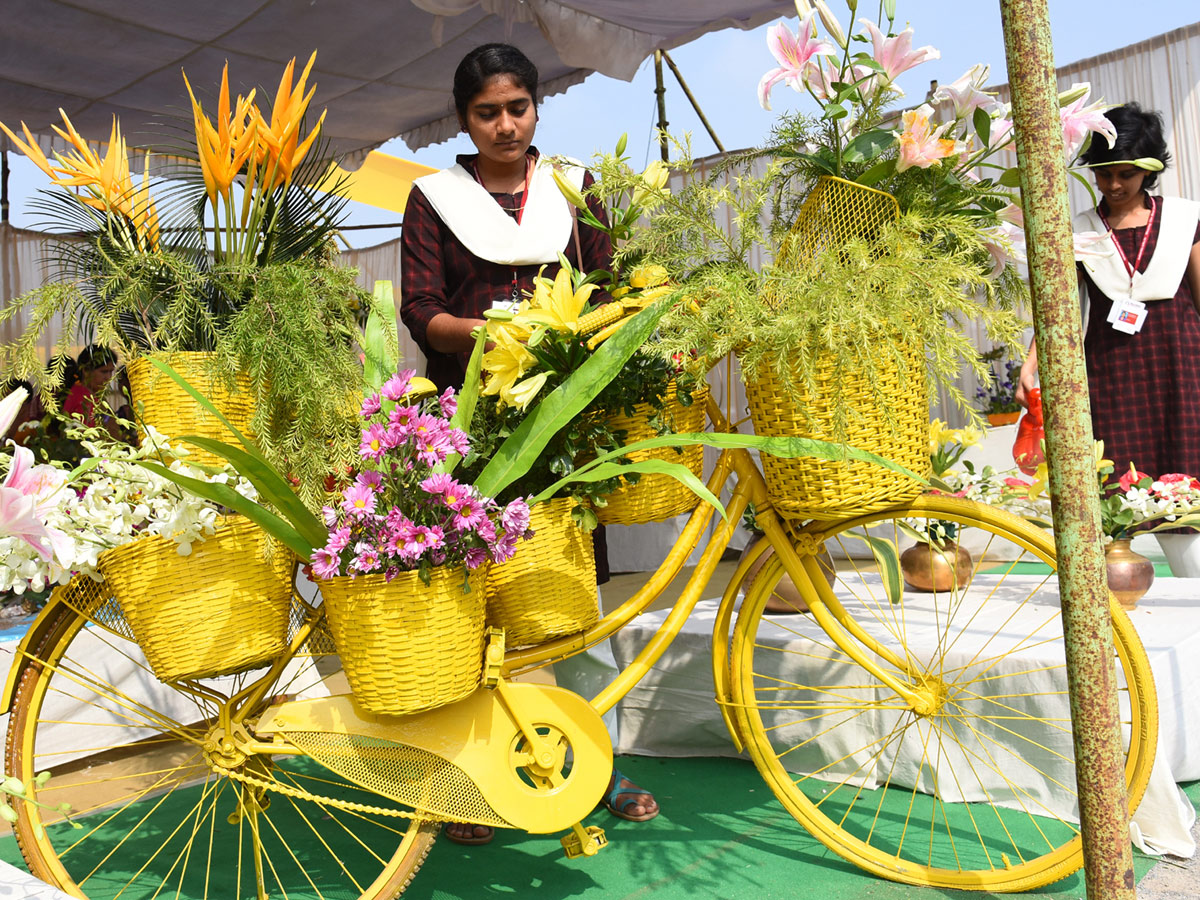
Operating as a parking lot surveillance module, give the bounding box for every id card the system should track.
[1107,298,1147,335]
[491,297,520,314]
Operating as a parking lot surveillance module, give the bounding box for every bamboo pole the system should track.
[998,2,1135,897]
[660,50,725,153]
[653,51,669,162]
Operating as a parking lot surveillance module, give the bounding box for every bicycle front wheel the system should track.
[5,579,438,900]
[730,495,1156,892]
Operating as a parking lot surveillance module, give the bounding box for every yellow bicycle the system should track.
[2,387,1157,898]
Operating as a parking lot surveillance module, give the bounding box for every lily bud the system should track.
[614,132,628,157]
[883,0,896,20]
[793,0,814,16]
[1056,83,1090,107]
[812,0,848,48]
[845,0,857,11]
[550,167,589,212]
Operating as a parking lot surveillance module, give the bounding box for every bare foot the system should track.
[602,771,660,822]
[443,822,494,845]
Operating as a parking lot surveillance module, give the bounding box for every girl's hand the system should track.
[1015,344,1039,409]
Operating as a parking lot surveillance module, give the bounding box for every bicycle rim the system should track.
[5,596,438,900]
[730,495,1156,891]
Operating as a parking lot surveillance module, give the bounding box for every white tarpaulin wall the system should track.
[0,0,792,164]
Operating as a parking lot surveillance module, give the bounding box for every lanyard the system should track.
[1098,195,1157,285]
[473,157,533,304]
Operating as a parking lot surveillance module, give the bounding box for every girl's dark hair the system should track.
[452,43,539,120]
[1080,102,1171,189]
[76,343,117,372]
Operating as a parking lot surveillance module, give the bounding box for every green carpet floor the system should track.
[6,755,1180,899]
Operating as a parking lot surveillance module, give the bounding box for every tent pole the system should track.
[661,51,725,153]
[2,150,9,223]
[999,2,1135,897]
[653,51,669,162]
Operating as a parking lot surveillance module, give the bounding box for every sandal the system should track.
[443,822,494,845]
[601,769,660,823]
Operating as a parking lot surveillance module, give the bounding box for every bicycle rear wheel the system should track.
[730,495,1156,891]
[5,579,438,900]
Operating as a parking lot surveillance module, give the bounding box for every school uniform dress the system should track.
[1077,195,1200,479]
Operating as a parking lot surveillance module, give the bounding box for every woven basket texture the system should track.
[598,385,710,526]
[485,498,599,647]
[127,353,255,467]
[745,344,930,521]
[320,566,487,716]
[97,518,294,682]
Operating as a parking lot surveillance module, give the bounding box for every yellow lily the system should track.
[958,424,984,448]
[1094,440,1114,473]
[928,418,954,453]
[631,159,670,209]
[550,167,588,212]
[482,326,538,403]
[255,51,327,188]
[516,266,598,333]
[504,372,549,411]
[629,264,669,289]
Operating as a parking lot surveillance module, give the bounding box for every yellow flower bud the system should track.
[550,167,589,212]
[629,264,669,289]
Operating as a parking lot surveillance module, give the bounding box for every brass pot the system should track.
[900,540,972,593]
[739,537,836,614]
[1105,538,1155,610]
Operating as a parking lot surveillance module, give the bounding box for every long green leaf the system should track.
[134,460,314,559]
[362,281,399,394]
[474,299,673,498]
[842,529,904,605]
[530,458,726,519]
[179,435,327,549]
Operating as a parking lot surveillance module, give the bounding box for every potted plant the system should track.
[977,346,1022,426]
[0,53,369,509]
[622,1,1123,523]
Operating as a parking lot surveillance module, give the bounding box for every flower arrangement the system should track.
[976,346,1021,416]
[309,370,531,586]
[1,385,258,596]
[0,53,371,508]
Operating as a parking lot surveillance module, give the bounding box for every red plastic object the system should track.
[1013,387,1044,475]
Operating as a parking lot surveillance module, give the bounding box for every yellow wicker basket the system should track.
[598,384,710,526]
[127,353,255,467]
[97,518,294,682]
[320,566,487,716]
[745,343,931,521]
[485,498,599,647]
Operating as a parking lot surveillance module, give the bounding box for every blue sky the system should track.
[4,1,1199,246]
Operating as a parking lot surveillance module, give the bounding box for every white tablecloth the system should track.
[588,575,1200,858]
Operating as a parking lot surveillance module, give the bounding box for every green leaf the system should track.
[823,103,848,122]
[473,299,673,499]
[531,457,727,520]
[135,460,314,559]
[842,529,904,604]
[442,325,488,475]
[842,129,894,165]
[998,167,1023,188]
[972,108,992,147]
[362,281,399,394]
[855,157,896,186]
[175,435,327,550]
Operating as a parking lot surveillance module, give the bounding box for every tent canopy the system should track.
[0,0,791,166]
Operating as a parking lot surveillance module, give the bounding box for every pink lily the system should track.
[1060,83,1116,160]
[859,19,939,85]
[757,14,835,111]
[1,385,27,436]
[933,65,998,120]
[0,487,54,560]
[894,104,956,173]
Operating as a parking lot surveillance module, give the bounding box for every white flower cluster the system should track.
[1117,476,1200,526]
[0,428,258,595]
[941,464,1053,522]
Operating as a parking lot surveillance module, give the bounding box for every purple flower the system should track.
[474,514,496,544]
[438,387,458,417]
[351,541,381,574]
[451,496,485,531]
[311,548,341,579]
[360,392,382,417]
[421,473,456,496]
[381,370,415,402]
[490,531,519,564]
[384,566,401,582]
[326,526,352,553]
[359,423,391,460]
[501,499,531,535]
[341,483,377,519]
[465,546,489,569]
[447,427,471,456]
[321,505,339,527]
[356,470,384,492]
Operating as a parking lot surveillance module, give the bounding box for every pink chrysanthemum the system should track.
[489,532,519,564]
[381,370,415,402]
[451,496,485,531]
[351,542,381,574]
[326,526,352,553]
[438,387,458,418]
[464,546,489,569]
[342,483,377,519]
[321,505,339,527]
[388,404,420,433]
[360,392,382,417]
[311,548,341,579]
[359,423,392,460]
[356,470,384,492]
[415,430,453,467]
[501,499,531,535]
[421,473,456,496]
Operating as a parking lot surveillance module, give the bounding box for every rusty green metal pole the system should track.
[998,2,1135,896]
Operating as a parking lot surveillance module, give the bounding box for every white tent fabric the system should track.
[0,0,792,166]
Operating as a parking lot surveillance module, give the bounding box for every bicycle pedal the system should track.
[561,824,607,859]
